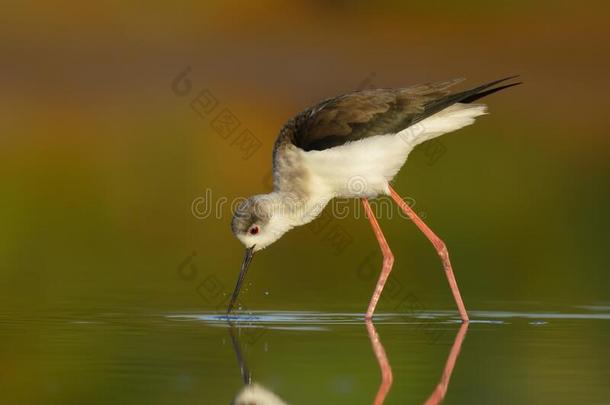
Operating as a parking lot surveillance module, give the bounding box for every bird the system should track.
[228,76,521,321]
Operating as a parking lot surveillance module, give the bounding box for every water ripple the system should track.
[164,309,610,327]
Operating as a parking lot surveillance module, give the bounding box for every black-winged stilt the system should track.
[229,76,521,321]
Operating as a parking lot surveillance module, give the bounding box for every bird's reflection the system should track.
[424,322,469,405]
[365,320,468,405]
[228,320,469,405]
[366,320,393,405]
[229,326,288,405]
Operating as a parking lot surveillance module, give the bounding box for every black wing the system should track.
[276,76,520,152]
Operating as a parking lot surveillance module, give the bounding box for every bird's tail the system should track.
[400,76,522,147]
[399,103,488,147]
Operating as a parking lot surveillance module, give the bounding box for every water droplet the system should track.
[264,291,270,296]
[529,320,547,326]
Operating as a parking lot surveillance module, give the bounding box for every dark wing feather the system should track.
[275,76,520,152]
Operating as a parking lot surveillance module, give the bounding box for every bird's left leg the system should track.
[362,198,395,320]
[388,186,469,322]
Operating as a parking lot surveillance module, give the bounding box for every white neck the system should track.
[265,191,331,228]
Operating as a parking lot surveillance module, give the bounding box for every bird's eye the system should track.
[249,226,259,235]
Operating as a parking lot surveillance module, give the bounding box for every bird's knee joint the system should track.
[440,245,448,257]
[436,241,450,262]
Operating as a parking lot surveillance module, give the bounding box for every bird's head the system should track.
[228,194,293,313]
[231,194,293,252]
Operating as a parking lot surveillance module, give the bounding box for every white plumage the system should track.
[235,103,489,251]
[302,103,487,199]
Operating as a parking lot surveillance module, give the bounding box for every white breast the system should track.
[299,103,487,198]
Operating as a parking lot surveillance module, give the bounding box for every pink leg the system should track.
[362,198,395,320]
[388,186,469,322]
[366,320,393,405]
[424,322,469,405]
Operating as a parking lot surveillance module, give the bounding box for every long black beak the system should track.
[227,246,255,314]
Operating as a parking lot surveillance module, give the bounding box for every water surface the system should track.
[1,306,608,404]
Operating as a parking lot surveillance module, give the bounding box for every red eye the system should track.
[249,226,259,235]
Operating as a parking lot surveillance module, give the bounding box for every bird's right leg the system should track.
[388,186,469,322]
[362,198,395,320]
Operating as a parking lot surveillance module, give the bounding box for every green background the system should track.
[1,1,609,403]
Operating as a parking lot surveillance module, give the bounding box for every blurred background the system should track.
[1,1,609,403]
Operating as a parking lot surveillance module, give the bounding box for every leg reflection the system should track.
[366,320,393,405]
[424,322,469,405]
